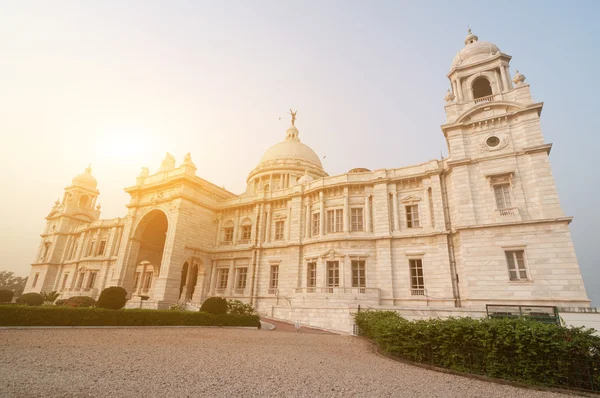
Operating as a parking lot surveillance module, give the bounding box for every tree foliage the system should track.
[0,289,14,303]
[0,271,28,297]
[17,292,44,306]
[41,291,60,304]
[63,296,96,308]
[227,299,256,316]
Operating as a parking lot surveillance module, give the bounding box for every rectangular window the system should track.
[505,250,528,281]
[307,262,317,290]
[312,212,320,236]
[87,241,96,257]
[70,243,78,260]
[218,269,229,290]
[241,225,252,241]
[327,261,339,290]
[494,184,512,210]
[352,260,366,289]
[327,209,344,233]
[223,227,234,243]
[406,205,420,228]
[269,265,279,293]
[42,242,50,261]
[409,259,425,290]
[351,208,364,231]
[32,273,40,288]
[133,272,141,289]
[76,272,85,288]
[61,273,69,291]
[143,272,153,290]
[97,240,106,256]
[274,220,285,240]
[87,271,97,289]
[236,268,248,290]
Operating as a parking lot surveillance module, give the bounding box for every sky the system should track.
[1,1,598,305]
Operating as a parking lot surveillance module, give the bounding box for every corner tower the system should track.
[440,30,589,307]
[25,166,101,293]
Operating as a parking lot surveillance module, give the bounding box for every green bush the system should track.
[97,287,127,310]
[354,310,600,391]
[0,289,13,303]
[200,297,228,315]
[0,305,261,328]
[227,299,256,316]
[41,291,60,304]
[17,293,44,306]
[64,296,96,308]
[55,299,67,306]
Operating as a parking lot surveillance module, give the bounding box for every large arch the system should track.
[130,209,169,300]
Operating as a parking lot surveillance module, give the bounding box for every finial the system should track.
[54,198,60,206]
[86,163,92,173]
[513,69,526,85]
[96,203,101,210]
[444,89,456,103]
[289,109,298,125]
[138,167,149,178]
[468,27,471,34]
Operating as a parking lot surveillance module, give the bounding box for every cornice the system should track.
[453,217,574,232]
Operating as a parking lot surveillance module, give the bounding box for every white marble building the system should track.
[25,30,590,328]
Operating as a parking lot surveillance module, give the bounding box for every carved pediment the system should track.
[319,249,345,259]
[400,195,421,203]
[273,212,287,220]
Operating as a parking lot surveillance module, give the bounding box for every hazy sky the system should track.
[1,1,598,305]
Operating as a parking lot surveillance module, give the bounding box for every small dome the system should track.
[298,170,314,184]
[259,125,323,169]
[72,165,97,190]
[451,29,500,69]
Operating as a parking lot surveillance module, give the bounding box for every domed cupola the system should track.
[72,165,98,191]
[451,29,501,69]
[247,110,327,193]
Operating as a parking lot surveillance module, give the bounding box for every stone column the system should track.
[392,191,400,232]
[305,198,311,238]
[505,65,513,90]
[265,204,272,242]
[136,262,146,295]
[209,260,217,295]
[182,261,194,300]
[319,191,325,236]
[365,195,372,233]
[233,209,240,245]
[452,80,458,100]
[500,66,508,92]
[227,261,235,295]
[494,69,503,93]
[215,217,222,246]
[343,187,349,233]
[456,78,463,101]
[287,206,292,240]
[269,174,273,190]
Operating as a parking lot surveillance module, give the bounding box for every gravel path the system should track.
[1,328,566,397]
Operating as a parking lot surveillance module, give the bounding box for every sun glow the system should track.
[93,127,165,167]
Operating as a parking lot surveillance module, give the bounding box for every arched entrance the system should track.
[131,210,168,300]
[179,259,203,302]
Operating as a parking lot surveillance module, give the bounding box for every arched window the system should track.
[78,195,89,208]
[472,77,493,99]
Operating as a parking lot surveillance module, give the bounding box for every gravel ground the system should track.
[1,328,566,398]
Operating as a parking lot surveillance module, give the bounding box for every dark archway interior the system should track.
[180,262,189,296]
[472,77,493,99]
[136,211,168,276]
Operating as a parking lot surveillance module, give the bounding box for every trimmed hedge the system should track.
[0,305,260,328]
[64,296,96,308]
[200,297,228,315]
[17,293,44,306]
[97,287,127,310]
[0,289,13,303]
[354,310,600,391]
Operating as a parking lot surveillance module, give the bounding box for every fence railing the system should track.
[294,287,378,295]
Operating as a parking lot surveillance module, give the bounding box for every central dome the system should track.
[260,129,323,168]
[451,29,500,69]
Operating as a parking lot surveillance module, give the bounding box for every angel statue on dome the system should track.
[289,109,298,125]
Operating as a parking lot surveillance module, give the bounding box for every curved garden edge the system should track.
[358,336,597,398]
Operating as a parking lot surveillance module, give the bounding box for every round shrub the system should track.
[64,296,96,308]
[0,289,14,303]
[97,286,127,310]
[54,299,67,306]
[18,293,44,306]
[200,297,228,315]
